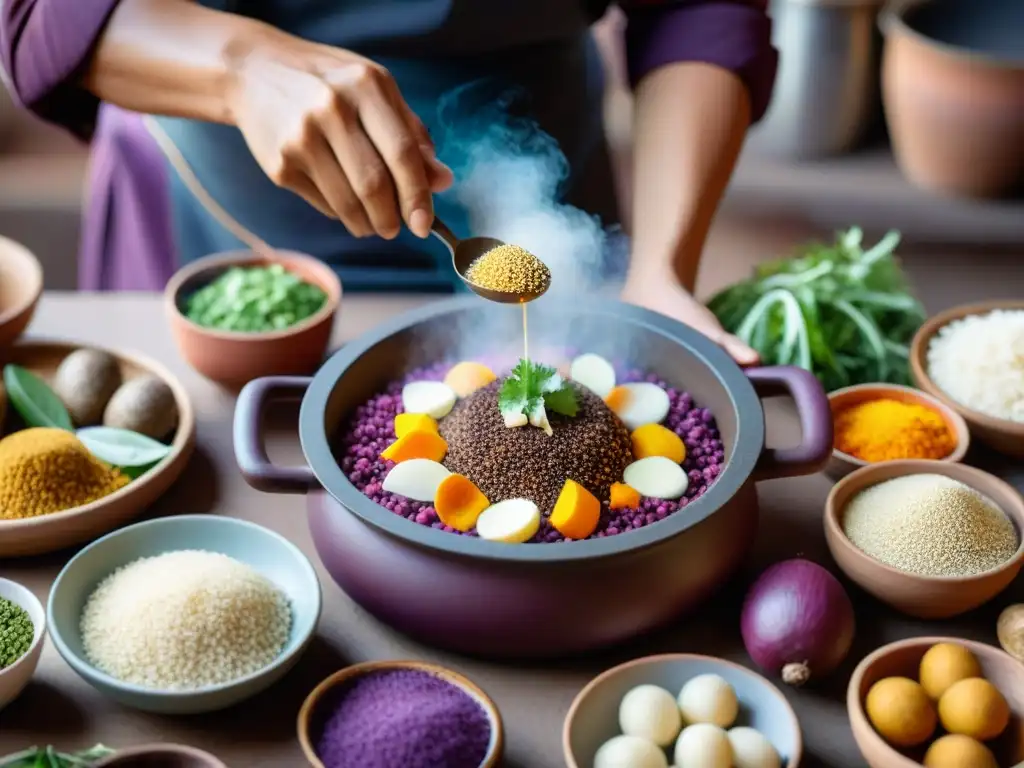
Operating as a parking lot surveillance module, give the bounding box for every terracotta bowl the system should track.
[0,340,195,557]
[297,660,504,768]
[0,577,45,710]
[563,653,803,768]
[826,383,970,480]
[825,460,1024,619]
[848,637,1024,767]
[881,0,1024,198]
[0,236,43,349]
[94,744,227,768]
[909,299,1024,460]
[165,250,341,390]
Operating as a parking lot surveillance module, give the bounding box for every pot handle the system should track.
[234,376,317,493]
[746,366,833,481]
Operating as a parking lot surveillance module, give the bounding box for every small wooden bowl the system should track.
[298,660,504,768]
[826,383,970,479]
[0,340,195,557]
[94,744,227,768]
[165,250,341,390]
[910,300,1024,459]
[848,637,1024,768]
[563,653,803,768]
[825,460,1024,619]
[0,236,43,349]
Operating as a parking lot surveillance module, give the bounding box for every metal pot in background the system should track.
[749,0,886,160]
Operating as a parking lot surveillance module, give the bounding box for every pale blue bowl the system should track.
[46,514,322,715]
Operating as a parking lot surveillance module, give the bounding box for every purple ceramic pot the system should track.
[233,297,832,658]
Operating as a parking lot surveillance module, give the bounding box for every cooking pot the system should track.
[233,297,832,658]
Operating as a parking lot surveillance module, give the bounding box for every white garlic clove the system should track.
[569,353,616,398]
[401,380,457,419]
[728,727,781,768]
[595,735,669,768]
[607,382,670,430]
[623,457,689,500]
[677,674,739,728]
[381,459,452,502]
[475,498,541,543]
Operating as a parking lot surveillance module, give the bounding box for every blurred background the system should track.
[0,2,1021,302]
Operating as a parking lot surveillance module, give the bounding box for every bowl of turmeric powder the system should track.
[826,384,970,479]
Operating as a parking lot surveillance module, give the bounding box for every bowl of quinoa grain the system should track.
[233,296,834,658]
[825,459,1024,619]
[910,299,1024,459]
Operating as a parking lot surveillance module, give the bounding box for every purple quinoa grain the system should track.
[315,668,491,768]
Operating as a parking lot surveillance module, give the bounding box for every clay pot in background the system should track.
[881,0,1024,198]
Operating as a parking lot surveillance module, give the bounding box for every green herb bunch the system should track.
[708,228,926,392]
[498,359,578,422]
[0,744,114,768]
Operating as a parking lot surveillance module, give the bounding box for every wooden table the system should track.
[1,293,1021,768]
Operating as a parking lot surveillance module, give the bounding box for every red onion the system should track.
[740,559,856,687]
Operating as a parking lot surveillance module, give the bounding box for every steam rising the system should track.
[432,84,626,365]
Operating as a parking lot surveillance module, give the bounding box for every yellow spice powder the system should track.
[834,399,956,463]
[0,427,130,519]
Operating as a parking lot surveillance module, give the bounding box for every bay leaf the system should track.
[2,364,74,431]
[76,426,171,468]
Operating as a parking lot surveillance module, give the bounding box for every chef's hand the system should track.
[227,38,453,239]
[621,271,760,366]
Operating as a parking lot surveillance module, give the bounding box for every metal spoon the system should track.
[431,217,550,304]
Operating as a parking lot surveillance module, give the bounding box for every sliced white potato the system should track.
[623,456,689,500]
[569,353,616,398]
[608,382,670,430]
[381,459,451,501]
[401,380,457,419]
[475,498,541,543]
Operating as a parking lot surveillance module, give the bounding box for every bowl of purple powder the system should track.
[298,660,503,768]
[234,296,833,657]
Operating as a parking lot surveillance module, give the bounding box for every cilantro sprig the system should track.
[498,358,578,427]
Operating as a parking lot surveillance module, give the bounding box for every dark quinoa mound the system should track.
[439,379,632,514]
[335,362,725,543]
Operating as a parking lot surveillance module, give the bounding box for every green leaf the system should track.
[496,358,578,422]
[543,385,578,417]
[2,365,73,431]
[76,427,171,468]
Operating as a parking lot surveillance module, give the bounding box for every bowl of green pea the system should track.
[165,250,341,389]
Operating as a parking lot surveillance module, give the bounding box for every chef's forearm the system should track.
[627,62,750,292]
[0,0,276,136]
[82,0,278,124]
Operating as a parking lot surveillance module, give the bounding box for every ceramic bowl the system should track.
[910,299,1024,459]
[94,744,227,768]
[825,460,1024,619]
[46,514,322,715]
[165,250,341,390]
[0,236,43,349]
[848,636,1024,767]
[0,340,196,557]
[297,660,505,768]
[826,383,970,479]
[563,653,803,768]
[881,0,1024,198]
[0,578,46,710]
